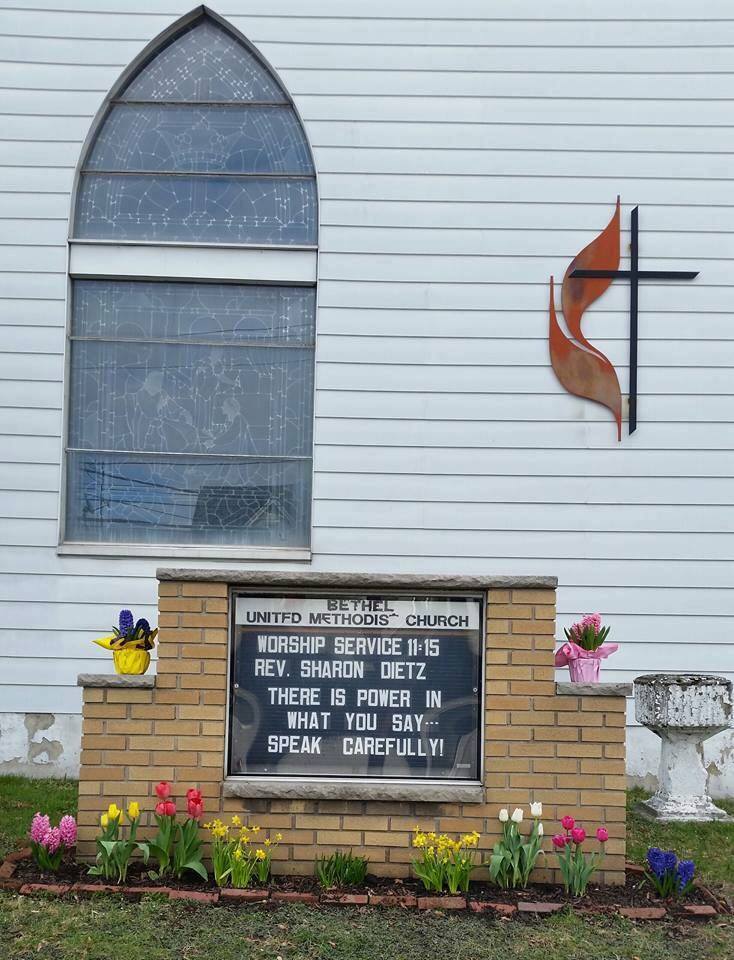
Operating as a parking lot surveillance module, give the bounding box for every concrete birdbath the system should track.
[634,674,732,822]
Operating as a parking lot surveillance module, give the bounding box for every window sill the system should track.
[58,542,311,562]
[223,777,485,803]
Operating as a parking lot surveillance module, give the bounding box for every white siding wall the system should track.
[0,0,732,789]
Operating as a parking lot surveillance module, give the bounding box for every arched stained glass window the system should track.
[64,10,317,557]
[74,13,316,244]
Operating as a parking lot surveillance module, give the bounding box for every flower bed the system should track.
[1,853,726,921]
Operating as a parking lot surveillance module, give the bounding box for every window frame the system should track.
[58,7,318,561]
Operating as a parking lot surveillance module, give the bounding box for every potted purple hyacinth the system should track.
[554,614,618,683]
[93,609,158,675]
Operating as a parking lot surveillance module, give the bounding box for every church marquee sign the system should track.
[228,591,483,782]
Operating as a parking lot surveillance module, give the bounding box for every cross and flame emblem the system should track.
[548,198,698,441]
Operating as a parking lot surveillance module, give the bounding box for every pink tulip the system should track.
[155,781,171,800]
[596,827,609,843]
[155,799,176,817]
[571,827,586,845]
[551,834,567,849]
[560,815,575,831]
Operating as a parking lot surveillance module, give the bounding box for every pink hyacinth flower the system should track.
[30,812,51,844]
[42,827,62,854]
[581,613,602,635]
[59,815,77,848]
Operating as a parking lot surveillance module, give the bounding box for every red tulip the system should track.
[186,787,202,805]
[560,815,575,831]
[571,827,586,845]
[551,834,567,850]
[596,827,609,843]
[155,799,176,817]
[187,798,204,820]
[155,781,171,800]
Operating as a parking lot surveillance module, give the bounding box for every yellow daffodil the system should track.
[231,815,241,827]
[275,833,283,842]
[127,801,140,820]
[251,825,260,834]
[255,849,266,860]
[233,847,243,862]
[264,838,272,847]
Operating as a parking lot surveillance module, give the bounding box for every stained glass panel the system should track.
[68,339,313,458]
[73,280,315,344]
[85,105,313,175]
[75,174,317,244]
[66,453,310,546]
[121,19,286,103]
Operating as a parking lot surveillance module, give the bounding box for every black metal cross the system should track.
[570,206,698,434]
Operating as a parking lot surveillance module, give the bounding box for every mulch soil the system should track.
[3,853,729,920]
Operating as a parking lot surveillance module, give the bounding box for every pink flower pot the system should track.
[568,658,601,683]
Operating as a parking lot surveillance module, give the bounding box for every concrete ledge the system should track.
[156,569,557,590]
[77,673,155,688]
[556,682,632,697]
[223,777,485,803]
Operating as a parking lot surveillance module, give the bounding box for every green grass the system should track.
[627,788,734,893]
[1,777,733,960]
[0,776,77,861]
[1,896,733,960]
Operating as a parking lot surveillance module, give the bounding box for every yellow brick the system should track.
[486,618,510,634]
[317,829,362,845]
[178,705,224,721]
[181,673,226,689]
[82,734,125,751]
[128,735,175,751]
[197,751,225,767]
[181,581,228,597]
[131,704,176,720]
[159,597,203,613]
[510,650,552,666]
[511,621,555,635]
[581,697,627,713]
[511,590,556,604]
[205,598,228,613]
[510,711,555,726]
[203,689,227,705]
[156,658,203,675]
[363,831,403,846]
[490,666,532,680]
[175,735,222,751]
[105,719,152,735]
[533,727,578,741]
[487,590,510,604]
[107,689,153,703]
[581,759,625,775]
[203,629,228,645]
[491,604,532,619]
[154,719,200,735]
[508,741,555,757]
[104,750,150,764]
[603,775,628,791]
[84,703,129,719]
[181,643,227,660]
[557,743,602,758]
[83,688,105,703]
[485,725,532,741]
[82,720,104,735]
[510,773,553,789]
[534,758,578,774]
[79,749,102,765]
[158,582,180,596]
[486,650,509,664]
[558,711,602,727]
[181,613,228,629]
[151,750,198,766]
[580,790,626,807]
[128,766,175,782]
[582,728,619,743]
[157,689,200,705]
[533,604,556,620]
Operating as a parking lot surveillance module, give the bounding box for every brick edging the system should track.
[2,871,725,921]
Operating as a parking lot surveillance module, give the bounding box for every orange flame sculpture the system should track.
[549,199,623,440]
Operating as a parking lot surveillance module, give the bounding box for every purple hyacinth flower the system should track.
[646,846,667,879]
[134,618,150,638]
[663,850,678,873]
[119,609,134,636]
[677,859,695,890]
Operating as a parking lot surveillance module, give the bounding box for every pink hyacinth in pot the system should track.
[555,614,618,683]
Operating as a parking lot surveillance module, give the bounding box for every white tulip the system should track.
[537,822,544,837]
[511,808,524,824]
[530,801,543,818]
[498,808,509,823]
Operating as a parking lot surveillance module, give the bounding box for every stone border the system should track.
[77,674,155,688]
[223,778,485,803]
[156,569,558,589]
[2,854,725,920]
[555,682,633,697]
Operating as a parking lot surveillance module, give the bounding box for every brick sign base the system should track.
[76,571,629,885]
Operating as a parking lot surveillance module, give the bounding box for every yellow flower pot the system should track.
[113,648,151,675]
